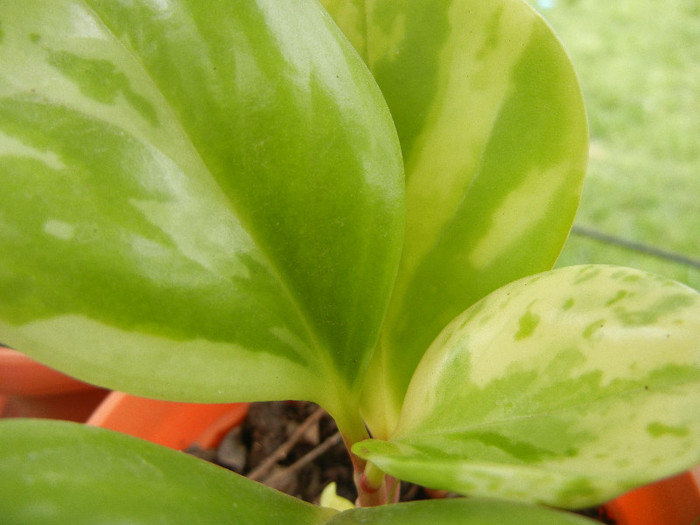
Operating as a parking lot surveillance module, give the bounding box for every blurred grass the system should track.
[527,0,700,290]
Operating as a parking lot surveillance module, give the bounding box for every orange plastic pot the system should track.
[87,391,249,450]
[603,467,700,525]
[0,346,108,421]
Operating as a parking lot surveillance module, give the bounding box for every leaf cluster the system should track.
[0,0,699,522]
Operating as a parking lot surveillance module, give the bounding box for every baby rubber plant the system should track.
[1,1,699,523]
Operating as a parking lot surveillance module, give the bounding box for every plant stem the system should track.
[325,395,400,507]
[363,461,385,490]
[354,463,399,507]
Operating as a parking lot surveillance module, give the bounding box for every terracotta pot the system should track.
[0,346,108,421]
[603,467,700,525]
[87,391,249,450]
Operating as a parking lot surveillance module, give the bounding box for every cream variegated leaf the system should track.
[353,265,700,508]
[0,0,403,431]
[322,0,588,437]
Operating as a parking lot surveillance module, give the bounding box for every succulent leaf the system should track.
[322,0,588,436]
[326,498,598,525]
[0,419,336,524]
[0,0,404,423]
[354,265,700,508]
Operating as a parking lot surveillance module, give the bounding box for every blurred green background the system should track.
[528,0,700,289]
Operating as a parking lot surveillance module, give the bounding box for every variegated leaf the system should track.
[0,0,403,430]
[322,0,588,437]
[353,265,700,508]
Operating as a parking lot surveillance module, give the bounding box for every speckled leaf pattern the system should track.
[321,0,588,436]
[0,0,403,427]
[0,419,336,524]
[353,265,700,508]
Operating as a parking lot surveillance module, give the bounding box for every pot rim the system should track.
[87,391,249,450]
[0,347,99,396]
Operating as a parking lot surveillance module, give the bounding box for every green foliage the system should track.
[0,419,335,525]
[0,0,698,522]
[354,265,700,508]
[322,0,588,437]
[326,498,598,525]
[0,0,403,432]
[0,419,598,524]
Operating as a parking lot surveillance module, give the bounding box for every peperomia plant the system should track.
[0,0,698,523]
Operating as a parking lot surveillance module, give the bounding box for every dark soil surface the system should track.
[188,401,359,503]
[187,401,615,523]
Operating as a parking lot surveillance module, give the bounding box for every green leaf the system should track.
[327,498,599,525]
[353,265,700,508]
[322,0,588,437]
[0,419,336,524]
[0,420,598,525]
[0,0,403,426]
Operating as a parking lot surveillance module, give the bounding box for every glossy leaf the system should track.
[0,419,600,525]
[354,265,700,508]
[327,498,598,525]
[0,0,403,426]
[322,0,588,436]
[0,419,336,524]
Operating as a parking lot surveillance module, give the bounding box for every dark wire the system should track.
[570,225,700,269]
